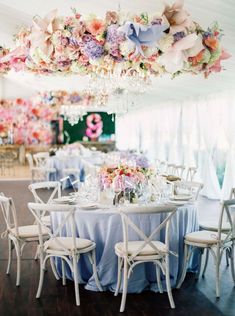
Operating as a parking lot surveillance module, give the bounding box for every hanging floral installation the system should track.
[0,0,230,78]
[0,90,99,144]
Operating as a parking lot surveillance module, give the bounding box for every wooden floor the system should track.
[0,180,234,316]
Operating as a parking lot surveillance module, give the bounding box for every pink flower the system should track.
[162,0,192,33]
[105,11,119,25]
[205,50,231,77]
[86,19,105,36]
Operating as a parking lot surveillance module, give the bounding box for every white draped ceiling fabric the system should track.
[0,1,235,200]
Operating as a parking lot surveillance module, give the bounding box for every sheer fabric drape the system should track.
[116,91,235,199]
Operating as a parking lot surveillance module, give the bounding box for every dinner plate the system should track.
[78,204,98,210]
[167,200,188,206]
[170,194,192,201]
[53,196,74,204]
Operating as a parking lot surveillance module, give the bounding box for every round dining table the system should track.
[50,203,199,293]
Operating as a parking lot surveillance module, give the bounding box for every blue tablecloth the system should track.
[48,155,85,184]
[51,204,199,293]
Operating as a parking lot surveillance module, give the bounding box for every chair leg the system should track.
[36,255,46,298]
[165,254,175,309]
[6,238,12,275]
[195,248,203,280]
[115,256,123,296]
[15,243,21,287]
[156,264,163,293]
[34,244,39,261]
[202,248,209,278]
[61,259,66,286]
[120,259,129,313]
[229,244,235,285]
[215,255,220,298]
[49,257,60,280]
[72,255,80,306]
[177,243,190,289]
[91,249,102,291]
[226,248,230,267]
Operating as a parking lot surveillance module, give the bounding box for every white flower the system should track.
[158,34,174,52]
[119,41,135,56]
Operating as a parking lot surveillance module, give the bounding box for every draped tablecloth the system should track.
[47,155,85,184]
[51,204,199,293]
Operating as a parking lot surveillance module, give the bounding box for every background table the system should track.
[47,155,85,183]
[51,204,199,293]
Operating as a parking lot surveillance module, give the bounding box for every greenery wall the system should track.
[63,112,115,143]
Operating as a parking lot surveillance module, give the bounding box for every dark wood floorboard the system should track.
[0,180,234,316]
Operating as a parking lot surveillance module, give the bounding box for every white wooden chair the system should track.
[186,167,197,181]
[33,152,49,168]
[28,202,103,306]
[177,199,235,298]
[173,181,203,201]
[166,163,177,176]
[114,204,177,312]
[199,188,235,271]
[0,194,49,286]
[28,181,61,227]
[26,153,56,182]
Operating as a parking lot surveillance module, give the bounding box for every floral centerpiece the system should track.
[99,164,154,204]
[0,0,230,78]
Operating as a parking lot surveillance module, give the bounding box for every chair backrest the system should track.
[175,165,185,178]
[186,167,197,182]
[28,181,61,204]
[117,205,177,261]
[28,202,76,254]
[0,194,19,236]
[26,153,34,169]
[166,163,176,176]
[217,199,235,245]
[33,152,49,167]
[173,180,203,201]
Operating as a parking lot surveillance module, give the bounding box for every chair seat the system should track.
[185,230,227,245]
[10,225,50,238]
[44,237,93,252]
[115,240,167,257]
[199,221,230,232]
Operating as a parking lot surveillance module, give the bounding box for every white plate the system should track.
[53,197,74,203]
[78,204,98,210]
[168,200,188,206]
[170,194,192,201]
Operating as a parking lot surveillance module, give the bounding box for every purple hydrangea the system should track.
[84,39,104,59]
[106,25,124,44]
[70,95,82,103]
[173,31,185,42]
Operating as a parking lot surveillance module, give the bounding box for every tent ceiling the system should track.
[0,0,234,104]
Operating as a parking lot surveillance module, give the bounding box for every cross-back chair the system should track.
[177,199,235,298]
[28,202,102,306]
[186,167,197,182]
[0,194,49,286]
[199,187,235,270]
[173,180,203,201]
[114,204,177,312]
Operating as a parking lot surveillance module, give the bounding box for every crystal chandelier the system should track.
[60,104,87,126]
